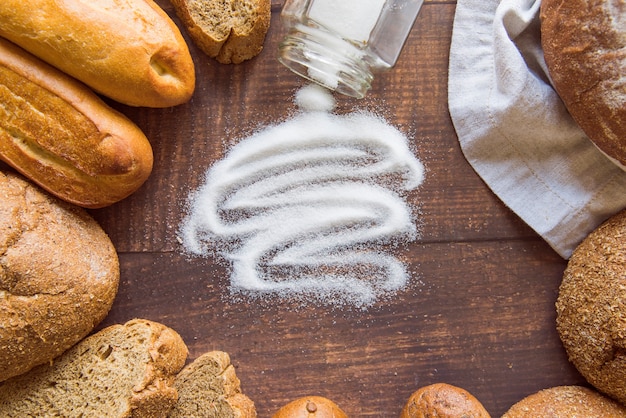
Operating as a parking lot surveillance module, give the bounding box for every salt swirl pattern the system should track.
[181,106,425,308]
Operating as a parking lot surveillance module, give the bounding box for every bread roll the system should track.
[0,171,119,382]
[0,319,188,417]
[171,0,271,64]
[502,386,626,417]
[272,396,348,418]
[400,383,491,418]
[540,0,625,168]
[168,351,257,417]
[0,38,153,208]
[556,209,626,405]
[0,0,195,108]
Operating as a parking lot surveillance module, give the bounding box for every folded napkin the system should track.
[448,0,626,259]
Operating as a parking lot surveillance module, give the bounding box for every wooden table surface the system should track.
[90,0,586,416]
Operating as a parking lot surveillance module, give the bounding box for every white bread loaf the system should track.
[0,37,153,208]
[0,0,195,108]
[0,319,189,417]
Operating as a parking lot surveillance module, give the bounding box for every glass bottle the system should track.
[278,0,424,99]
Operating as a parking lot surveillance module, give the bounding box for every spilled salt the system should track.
[180,85,425,309]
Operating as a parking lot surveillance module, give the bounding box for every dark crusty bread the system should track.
[0,171,119,382]
[170,0,271,64]
[0,37,153,208]
[168,350,257,417]
[0,319,188,418]
[540,0,625,168]
[502,385,626,417]
[399,383,491,418]
[556,209,626,405]
[0,0,195,108]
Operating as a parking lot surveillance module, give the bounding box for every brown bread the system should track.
[502,386,626,417]
[168,350,257,417]
[400,383,491,418]
[0,319,189,417]
[170,0,271,64]
[0,38,153,208]
[556,209,626,405]
[540,0,625,168]
[0,171,119,382]
[0,0,195,107]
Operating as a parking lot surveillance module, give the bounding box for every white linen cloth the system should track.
[448,0,626,259]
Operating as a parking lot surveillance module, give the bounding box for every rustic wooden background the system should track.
[90,0,587,416]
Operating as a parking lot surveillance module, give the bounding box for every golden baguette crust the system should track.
[171,0,271,64]
[0,319,189,418]
[0,0,195,107]
[0,171,120,382]
[0,38,153,208]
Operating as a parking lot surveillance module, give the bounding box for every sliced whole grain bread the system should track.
[168,350,257,417]
[170,0,271,64]
[0,319,188,418]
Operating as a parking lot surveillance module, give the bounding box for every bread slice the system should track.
[171,0,271,64]
[0,319,188,418]
[168,351,257,417]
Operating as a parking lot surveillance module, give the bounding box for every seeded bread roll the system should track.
[0,171,119,382]
[540,0,626,168]
[400,383,491,418]
[0,319,189,417]
[0,0,195,108]
[0,38,153,208]
[168,351,257,417]
[556,209,626,405]
[502,386,626,417]
[170,0,271,64]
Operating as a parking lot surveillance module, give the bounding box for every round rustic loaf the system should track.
[400,383,491,418]
[556,209,626,404]
[540,0,625,168]
[0,171,119,382]
[502,386,626,417]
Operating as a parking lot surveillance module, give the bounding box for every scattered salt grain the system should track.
[181,85,425,309]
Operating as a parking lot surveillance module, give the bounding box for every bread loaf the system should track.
[556,209,626,405]
[170,0,271,64]
[0,38,153,208]
[0,170,119,382]
[168,351,257,417]
[0,319,189,418]
[272,396,348,418]
[502,386,626,417]
[540,0,626,168]
[0,0,195,108]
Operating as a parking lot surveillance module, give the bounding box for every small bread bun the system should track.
[400,383,490,418]
[556,209,626,404]
[502,386,626,417]
[272,396,348,418]
[0,171,119,382]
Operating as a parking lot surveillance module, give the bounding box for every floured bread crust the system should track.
[0,171,119,382]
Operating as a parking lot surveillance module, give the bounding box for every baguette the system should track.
[0,38,153,208]
[168,351,257,417]
[0,0,195,108]
[0,319,189,418]
[170,0,271,64]
[0,170,120,382]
